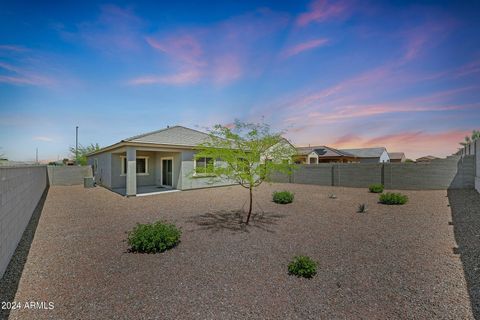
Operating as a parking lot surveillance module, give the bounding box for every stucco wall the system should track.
[88,152,112,188]
[270,156,475,190]
[110,151,157,188]
[0,166,47,278]
[179,150,235,190]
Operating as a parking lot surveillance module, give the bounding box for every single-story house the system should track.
[388,152,406,163]
[294,146,358,164]
[338,147,390,163]
[87,126,236,196]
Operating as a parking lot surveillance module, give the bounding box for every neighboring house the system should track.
[388,152,406,163]
[87,126,236,196]
[262,138,297,163]
[416,155,440,163]
[339,147,390,163]
[295,146,357,164]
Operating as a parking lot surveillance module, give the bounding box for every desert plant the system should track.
[358,203,368,213]
[379,192,408,205]
[273,191,294,204]
[288,256,317,278]
[194,120,296,224]
[127,221,181,253]
[329,194,337,199]
[369,184,384,193]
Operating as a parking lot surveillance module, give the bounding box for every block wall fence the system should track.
[0,165,92,278]
[269,155,476,190]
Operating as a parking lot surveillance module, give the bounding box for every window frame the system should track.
[120,156,149,176]
[193,156,216,176]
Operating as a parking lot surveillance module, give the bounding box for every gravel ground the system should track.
[5,183,476,319]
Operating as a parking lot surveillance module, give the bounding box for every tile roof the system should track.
[123,126,211,146]
[296,146,355,157]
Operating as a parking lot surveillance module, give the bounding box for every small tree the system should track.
[195,121,295,224]
[69,143,101,165]
[460,130,480,146]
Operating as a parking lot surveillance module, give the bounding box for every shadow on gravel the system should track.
[187,210,285,233]
[448,189,480,319]
[0,187,49,320]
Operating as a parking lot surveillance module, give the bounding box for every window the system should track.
[121,156,148,175]
[195,157,214,175]
[309,157,317,164]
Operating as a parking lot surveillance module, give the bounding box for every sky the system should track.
[1,0,479,161]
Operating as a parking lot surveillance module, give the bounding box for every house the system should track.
[338,147,390,163]
[416,155,439,163]
[87,126,236,196]
[388,152,406,163]
[294,146,358,164]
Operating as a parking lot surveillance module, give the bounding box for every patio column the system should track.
[126,147,136,196]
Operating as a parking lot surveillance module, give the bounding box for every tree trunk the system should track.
[245,187,253,224]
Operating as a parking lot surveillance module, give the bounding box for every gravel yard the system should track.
[4,183,477,319]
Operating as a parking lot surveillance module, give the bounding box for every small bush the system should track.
[329,194,337,199]
[127,221,181,253]
[379,192,408,205]
[288,256,317,278]
[369,184,384,193]
[273,191,294,204]
[358,203,368,213]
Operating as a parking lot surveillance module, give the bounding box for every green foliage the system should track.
[288,256,317,278]
[70,143,101,165]
[272,191,294,204]
[127,221,181,253]
[368,184,384,193]
[379,192,408,205]
[460,129,480,146]
[194,120,296,224]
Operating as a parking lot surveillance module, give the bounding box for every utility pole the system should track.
[36,147,38,164]
[75,126,79,165]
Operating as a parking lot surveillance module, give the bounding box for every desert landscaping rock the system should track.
[5,183,476,319]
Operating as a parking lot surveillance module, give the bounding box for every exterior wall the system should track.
[0,166,47,278]
[154,152,182,189]
[47,166,92,186]
[88,152,112,188]
[379,150,390,163]
[111,151,157,188]
[269,156,474,190]
[179,150,235,190]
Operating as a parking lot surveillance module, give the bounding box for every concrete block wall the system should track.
[270,156,475,190]
[0,166,47,278]
[336,163,382,187]
[47,166,92,186]
[476,140,480,193]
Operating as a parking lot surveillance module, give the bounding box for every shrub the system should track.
[358,203,368,213]
[127,221,181,253]
[369,184,384,193]
[329,194,337,199]
[379,192,408,205]
[288,256,317,278]
[273,191,294,204]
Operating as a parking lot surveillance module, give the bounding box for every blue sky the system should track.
[1,0,479,161]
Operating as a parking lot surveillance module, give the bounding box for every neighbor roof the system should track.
[124,125,211,146]
[339,147,386,158]
[296,145,355,157]
[388,152,405,160]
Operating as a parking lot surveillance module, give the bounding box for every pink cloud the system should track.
[281,38,329,58]
[296,0,351,27]
[128,69,201,86]
[133,8,288,86]
[0,62,55,87]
